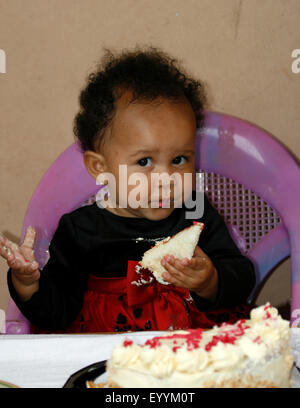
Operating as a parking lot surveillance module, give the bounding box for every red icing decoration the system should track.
[205,333,236,351]
[264,304,272,319]
[123,339,133,347]
[204,319,249,351]
[145,337,162,348]
[143,319,251,354]
[144,329,203,352]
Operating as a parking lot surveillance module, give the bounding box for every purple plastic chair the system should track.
[5,143,101,334]
[5,111,300,333]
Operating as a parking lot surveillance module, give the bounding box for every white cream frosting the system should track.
[104,303,293,388]
[175,347,209,373]
[250,303,279,321]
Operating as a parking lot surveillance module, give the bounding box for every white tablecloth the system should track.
[0,329,299,388]
[0,331,165,388]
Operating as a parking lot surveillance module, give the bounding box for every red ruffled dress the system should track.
[55,260,250,334]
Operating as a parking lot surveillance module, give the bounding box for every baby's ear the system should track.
[83,151,106,179]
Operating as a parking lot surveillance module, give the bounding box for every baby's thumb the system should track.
[193,245,206,257]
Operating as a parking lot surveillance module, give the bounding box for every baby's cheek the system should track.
[127,182,149,207]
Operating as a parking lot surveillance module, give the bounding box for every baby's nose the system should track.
[151,171,172,187]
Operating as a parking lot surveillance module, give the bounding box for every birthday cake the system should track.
[87,303,293,388]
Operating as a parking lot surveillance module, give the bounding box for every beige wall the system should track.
[0,0,299,313]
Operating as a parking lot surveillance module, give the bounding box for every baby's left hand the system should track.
[161,246,218,301]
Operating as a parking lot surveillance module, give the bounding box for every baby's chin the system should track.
[99,198,179,220]
[134,206,177,221]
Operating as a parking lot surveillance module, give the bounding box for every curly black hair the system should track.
[73,46,208,152]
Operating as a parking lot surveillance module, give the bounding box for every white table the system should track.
[0,329,299,388]
[0,331,164,388]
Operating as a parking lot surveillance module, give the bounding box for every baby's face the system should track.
[99,92,196,221]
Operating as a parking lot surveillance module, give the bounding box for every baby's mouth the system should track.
[158,200,169,208]
[149,199,174,208]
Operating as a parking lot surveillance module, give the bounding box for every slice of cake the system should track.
[87,303,293,388]
[140,222,204,285]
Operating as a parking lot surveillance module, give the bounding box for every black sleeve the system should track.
[7,214,87,331]
[190,195,256,310]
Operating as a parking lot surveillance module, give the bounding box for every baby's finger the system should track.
[173,258,198,279]
[11,264,40,286]
[7,254,22,269]
[7,253,38,271]
[14,263,40,281]
[162,260,186,283]
[23,261,40,275]
[20,227,37,262]
[172,258,186,272]
[180,257,191,266]
[5,244,37,271]
[21,226,36,251]
[0,239,8,260]
[0,236,16,261]
[0,234,19,252]
[0,238,23,263]
[162,269,188,288]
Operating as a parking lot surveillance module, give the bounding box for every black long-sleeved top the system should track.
[7,194,256,331]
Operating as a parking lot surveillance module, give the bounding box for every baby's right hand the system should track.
[0,226,40,287]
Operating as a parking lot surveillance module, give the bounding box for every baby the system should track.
[1,47,255,332]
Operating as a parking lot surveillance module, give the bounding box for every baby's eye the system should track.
[172,155,187,165]
[137,157,152,167]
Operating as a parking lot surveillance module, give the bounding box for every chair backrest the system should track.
[5,143,101,333]
[5,111,300,332]
[195,111,300,326]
